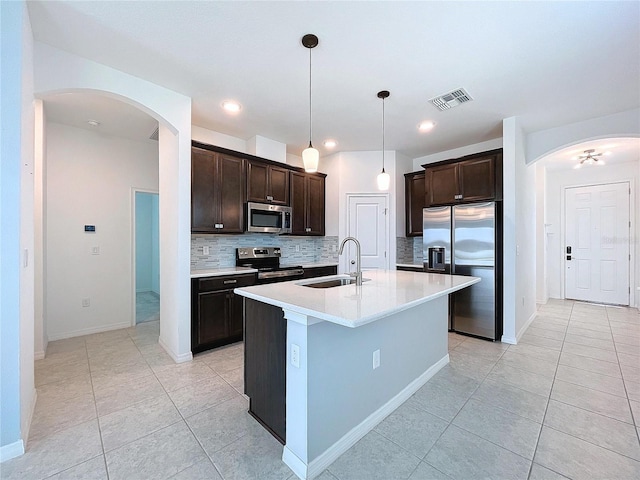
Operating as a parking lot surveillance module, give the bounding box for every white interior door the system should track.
[565,182,630,305]
[347,195,388,271]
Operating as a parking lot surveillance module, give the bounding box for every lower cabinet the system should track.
[302,265,337,278]
[244,298,287,444]
[396,265,424,273]
[191,273,256,354]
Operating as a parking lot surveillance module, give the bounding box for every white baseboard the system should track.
[283,354,450,480]
[47,321,131,342]
[34,350,45,360]
[158,337,192,364]
[501,335,517,345]
[0,440,24,463]
[516,312,537,343]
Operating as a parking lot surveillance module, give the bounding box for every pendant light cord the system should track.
[382,96,385,172]
[308,46,313,148]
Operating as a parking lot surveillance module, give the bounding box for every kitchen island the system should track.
[235,270,479,480]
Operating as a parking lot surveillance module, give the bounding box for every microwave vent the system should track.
[429,88,473,111]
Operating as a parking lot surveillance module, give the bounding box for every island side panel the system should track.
[306,296,448,461]
[244,298,287,443]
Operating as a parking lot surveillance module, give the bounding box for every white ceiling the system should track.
[28,1,640,159]
[540,137,640,171]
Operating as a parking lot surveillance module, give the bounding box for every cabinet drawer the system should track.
[198,273,256,292]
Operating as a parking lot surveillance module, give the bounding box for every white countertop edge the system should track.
[190,267,258,278]
[396,263,424,269]
[235,276,480,328]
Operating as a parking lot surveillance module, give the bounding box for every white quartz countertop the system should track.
[190,266,258,278]
[396,263,424,269]
[234,270,479,328]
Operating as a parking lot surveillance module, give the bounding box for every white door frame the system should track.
[560,180,635,305]
[131,187,160,327]
[343,193,390,273]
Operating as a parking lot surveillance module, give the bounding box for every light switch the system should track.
[291,344,300,368]
[91,246,100,255]
[203,246,210,255]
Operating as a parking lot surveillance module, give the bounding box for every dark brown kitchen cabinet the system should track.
[191,147,245,233]
[244,298,287,444]
[302,265,337,278]
[423,149,502,207]
[290,172,326,236]
[191,273,256,354]
[247,161,290,205]
[404,171,425,236]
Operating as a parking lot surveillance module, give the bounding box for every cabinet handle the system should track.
[266,195,273,201]
[223,279,237,284]
[305,227,311,232]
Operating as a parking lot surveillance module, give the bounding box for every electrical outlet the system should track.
[373,349,380,369]
[295,245,300,252]
[82,298,90,307]
[332,245,337,252]
[522,296,525,306]
[203,245,210,255]
[91,246,100,255]
[291,344,300,368]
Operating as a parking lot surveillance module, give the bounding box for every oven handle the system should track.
[258,268,305,279]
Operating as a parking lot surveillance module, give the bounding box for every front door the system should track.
[565,182,630,305]
[346,195,389,271]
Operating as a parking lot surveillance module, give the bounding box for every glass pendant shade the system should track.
[377,169,390,191]
[302,144,319,173]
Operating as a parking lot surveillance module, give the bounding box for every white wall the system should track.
[330,151,399,272]
[395,153,414,237]
[34,99,46,360]
[544,160,640,307]
[527,109,640,164]
[34,41,192,362]
[46,122,158,339]
[0,0,31,460]
[535,162,547,303]
[505,117,537,342]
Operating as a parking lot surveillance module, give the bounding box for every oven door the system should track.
[247,203,291,234]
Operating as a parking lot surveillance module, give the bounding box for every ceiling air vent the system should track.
[429,88,473,111]
[149,126,159,141]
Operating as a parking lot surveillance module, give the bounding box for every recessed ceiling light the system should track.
[603,151,613,156]
[222,101,242,113]
[323,139,337,148]
[418,121,436,132]
[87,120,100,127]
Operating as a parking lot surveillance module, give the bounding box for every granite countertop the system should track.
[190,266,258,278]
[234,270,479,328]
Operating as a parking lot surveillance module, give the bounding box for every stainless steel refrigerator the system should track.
[423,202,502,341]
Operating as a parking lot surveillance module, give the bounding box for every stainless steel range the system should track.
[236,247,304,284]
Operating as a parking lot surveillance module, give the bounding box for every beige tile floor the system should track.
[2,300,640,479]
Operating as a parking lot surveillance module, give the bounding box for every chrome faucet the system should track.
[338,237,362,286]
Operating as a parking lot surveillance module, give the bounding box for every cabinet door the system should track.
[196,290,229,347]
[405,172,425,236]
[459,156,495,202]
[247,161,269,203]
[289,172,307,235]
[426,164,458,206]
[217,154,246,233]
[228,292,244,338]
[191,148,217,232]
[306,175,325,235]
[269,166,290,205]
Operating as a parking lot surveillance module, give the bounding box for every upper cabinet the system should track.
[290,172,326,236]
[191,147,245,233]
[423,149,502,207]
[247,161,290,205]
[404,171,425,237]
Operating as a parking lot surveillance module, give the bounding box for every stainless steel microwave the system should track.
[246,202,292,234]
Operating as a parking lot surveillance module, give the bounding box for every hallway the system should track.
[1,301,639,479]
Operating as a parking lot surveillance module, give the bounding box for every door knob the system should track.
[351,260,356,265]
[566,255,572,261]
[566,246,572,254]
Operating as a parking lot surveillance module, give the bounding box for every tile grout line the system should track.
[526,301,573,480]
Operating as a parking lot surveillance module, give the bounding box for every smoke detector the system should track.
[429,88,473,111]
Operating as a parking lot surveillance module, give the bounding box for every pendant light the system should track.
[376,90,391,191]
[302,34,319,173]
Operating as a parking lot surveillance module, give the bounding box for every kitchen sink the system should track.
[298,276,370,289]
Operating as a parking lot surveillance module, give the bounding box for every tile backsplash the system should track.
[191,234,339,270]
[395,236,423,265]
